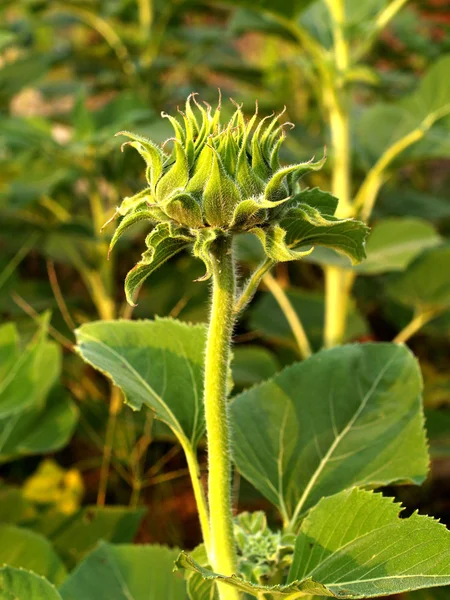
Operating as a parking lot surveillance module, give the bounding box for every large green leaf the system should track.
[230,343,427,527]
[355,218,441,274]
[75,318,206,446]
[60,542,187,600]
[288,488,450,597]
[309,218,441,274]
[0,387,79,463]
[0,321,60,419]
[210,0,315,20]
[386,244,450,311]
[0,525,66,586]
[0,567,62,600]
[179,489,450,598]
[34,506,145,569]
[357,56,450,165]
[232,346,279,388]
[249,289,368,351]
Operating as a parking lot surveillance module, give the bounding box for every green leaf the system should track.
[0,525,66,586]
[288,488,450,597]
[0,387,78,463]
[357,55,450,165]
[386,244,450,311]
[292,188,338,216]
[124,223,192,305]
[60,542,187,600]
[116,131,164,192]
[210,0,315,19]
[75,318,207,447]
[249,289,367,351]
[230,343,427,526]
[0,567,62,600]
[280,205,368,265]
[232,346,279,388]
[0,321,60,419]
[35,506,145,569]
[264,156,327,203]
[355,218,441,274]
[250,224,314,262]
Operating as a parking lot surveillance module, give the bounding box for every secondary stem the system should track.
[263,272,312,360]
[393,309,438,344]
[204,235,239,600]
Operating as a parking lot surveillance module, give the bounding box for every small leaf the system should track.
[75,318,207,446]
[230,195,290,229]
[156,140,189,202]
[124,223,192,305]
[117,188,153,217]
[108,206,161,257]
[264,155,326,202]
[192,228,220,281]
[59,542,186,600]
[0,567,62,600]
[250,224,314,262]
[280,204,369,265]
[116,131,164,191]
[230,343,428,526]
[292,188,338,216]
[288,488,450,598]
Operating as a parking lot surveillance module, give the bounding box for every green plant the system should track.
[4,94,450,600]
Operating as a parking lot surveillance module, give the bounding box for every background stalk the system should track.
[323,0,353,348]
[204,235,239,600]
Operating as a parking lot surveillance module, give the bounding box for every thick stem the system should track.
[324,0,353,348]
[204,235,239,600]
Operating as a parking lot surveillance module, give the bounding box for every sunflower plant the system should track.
[22,95,450,600]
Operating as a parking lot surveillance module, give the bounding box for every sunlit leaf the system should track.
[76,318,206,446]
[230,343,427,526]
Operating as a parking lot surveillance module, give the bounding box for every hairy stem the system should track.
[263,272,312,360]
[204,235,239,600]
[234,258,274,316]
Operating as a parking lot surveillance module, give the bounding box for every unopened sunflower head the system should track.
[107,93,368,305]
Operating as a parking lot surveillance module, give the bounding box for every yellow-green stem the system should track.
[393,309,438,344]
[324,0,353,348]
[204,236,239,600]
[263,272,312,360]
[179,437,211,557]
[97,386,122,506]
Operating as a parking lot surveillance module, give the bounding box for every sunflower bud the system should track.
[108,93,368,304]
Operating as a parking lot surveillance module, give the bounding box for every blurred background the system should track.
[1,0,450,589]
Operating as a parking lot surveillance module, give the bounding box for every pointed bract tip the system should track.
[101,209,119,231]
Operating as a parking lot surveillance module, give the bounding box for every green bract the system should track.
[109,94,368,304]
